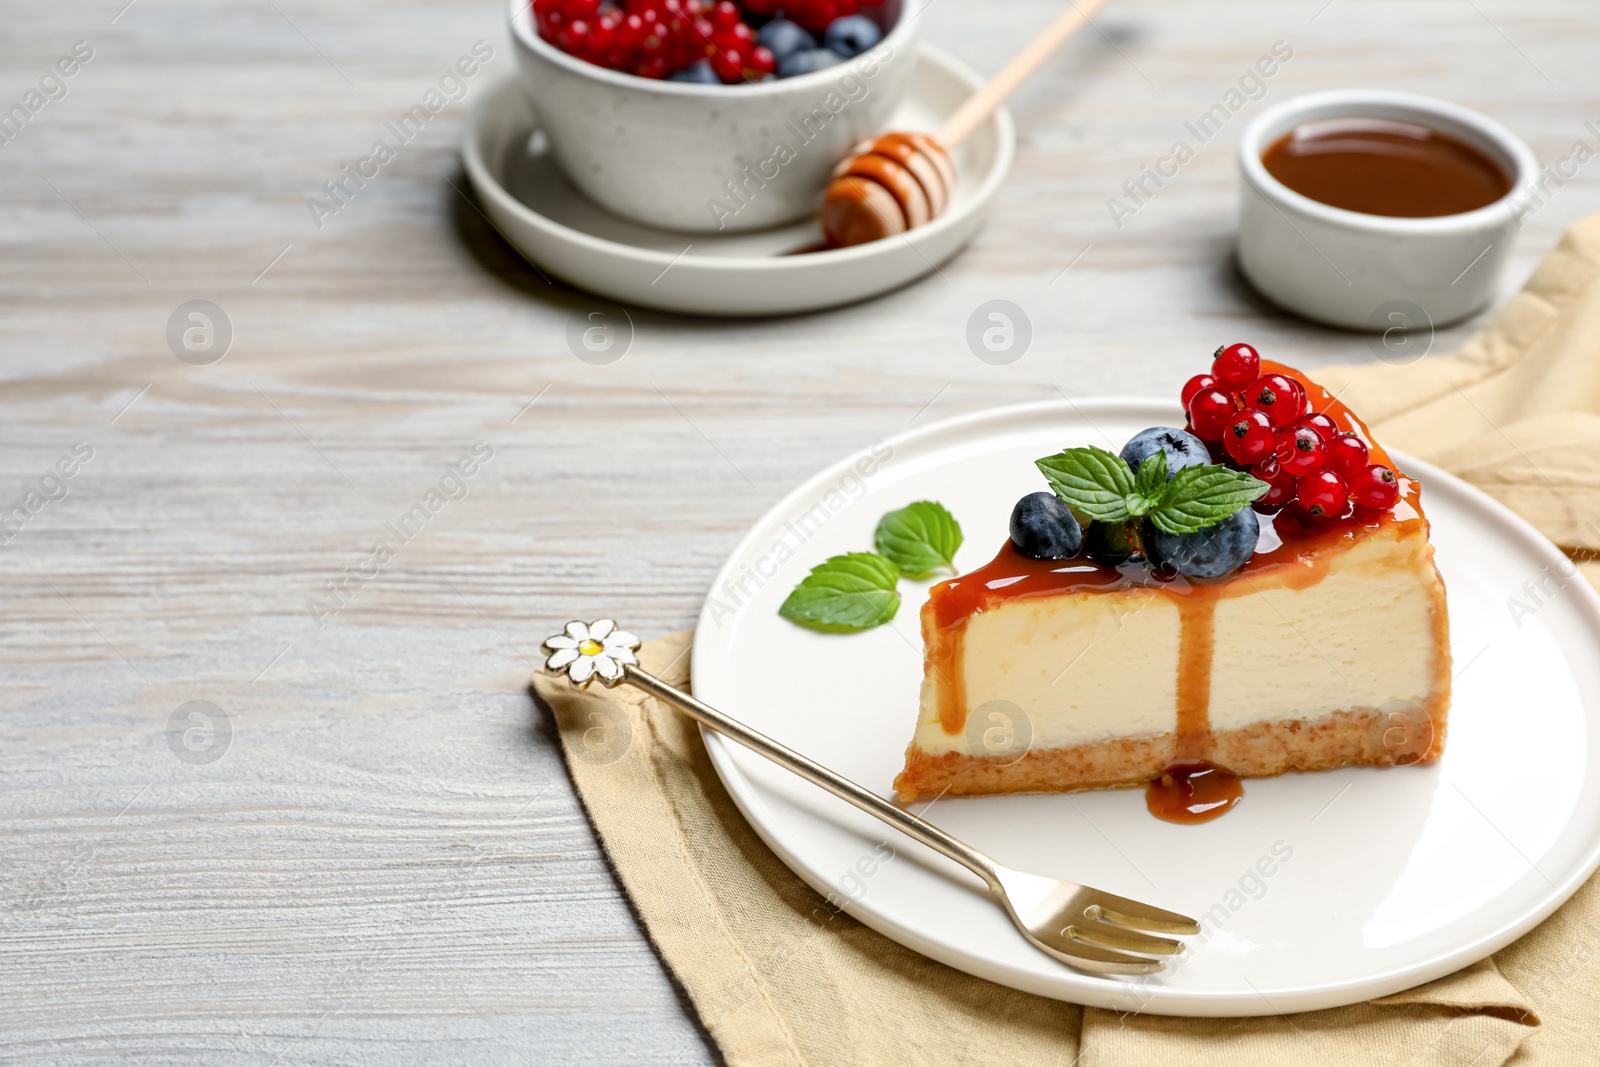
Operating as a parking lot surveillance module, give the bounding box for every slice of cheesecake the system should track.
[893,356,1450,816]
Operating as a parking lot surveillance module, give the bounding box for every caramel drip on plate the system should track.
[1155,586,1245,824]
[1146,762,1243,823]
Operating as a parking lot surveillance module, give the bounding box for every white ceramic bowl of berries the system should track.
[510,0,922,233]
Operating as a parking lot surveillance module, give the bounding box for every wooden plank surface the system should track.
[3,0,1598,1062]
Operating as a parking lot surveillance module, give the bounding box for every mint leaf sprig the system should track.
[1035,446,1267,535]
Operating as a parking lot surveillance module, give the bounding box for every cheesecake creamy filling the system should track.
[911,524,1445,756]
[914,591,1180,754]
[1209,531,1438,731]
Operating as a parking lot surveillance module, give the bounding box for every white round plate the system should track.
[691,398,1600,1016]
[460,46,1013,317]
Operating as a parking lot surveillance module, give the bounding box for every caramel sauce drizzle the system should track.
[920,362,1428,823]
[1173,595,1216,763]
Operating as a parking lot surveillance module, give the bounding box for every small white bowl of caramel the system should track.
[1237,89,1538,332]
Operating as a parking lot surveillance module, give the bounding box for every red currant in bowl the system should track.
[710,46,749,82]
[724,20,759,47]
[532,0,890,83]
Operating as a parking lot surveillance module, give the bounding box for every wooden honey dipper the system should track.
[821,0,1112,248]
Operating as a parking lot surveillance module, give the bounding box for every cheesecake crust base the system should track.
[892,698,1448,802]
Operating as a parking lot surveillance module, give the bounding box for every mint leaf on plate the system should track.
[1035,446,1136,522]
[874,500,963,578]
[1148,465,1270,534]
[778,552,902,632]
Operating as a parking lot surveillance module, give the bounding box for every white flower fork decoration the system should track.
[542,618,640,686]
[542,619,1200,977]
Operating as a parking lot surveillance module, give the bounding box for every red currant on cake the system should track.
[1250,455,1297,513]
[1211,343,1261,391]
[1293,412,1340,441]
[1352,463,1402,509]
[1274,423,1326,475]
[1245,373,1308,428]
[1256,483,1295,513]
[1297,470,1349,517]
[1325,433,1370,480]
[1186,387,1237,441]
[1223,408,1277,465]
[1181,373,1218,407]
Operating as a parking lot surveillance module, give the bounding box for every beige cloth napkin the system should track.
[531,215,1600,1066]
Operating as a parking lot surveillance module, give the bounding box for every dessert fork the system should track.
[542,620,1200,976]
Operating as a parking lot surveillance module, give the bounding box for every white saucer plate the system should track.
[461,46,1013,316]
[691,398,1600,1016]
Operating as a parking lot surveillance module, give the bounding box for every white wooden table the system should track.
[3,0,1596,1062]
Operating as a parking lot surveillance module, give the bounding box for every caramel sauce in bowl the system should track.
[1237,90,1536,331]
[1261,118,1511,219]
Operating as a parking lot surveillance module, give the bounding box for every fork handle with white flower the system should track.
[542,619,1200,976]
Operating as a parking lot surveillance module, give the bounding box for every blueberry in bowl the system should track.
[755,17,815,62]
[777,48,842,78]
[823,14,883,57]
[668,59,721,82]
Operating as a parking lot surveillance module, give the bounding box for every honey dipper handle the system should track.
[936,0,1113,149]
